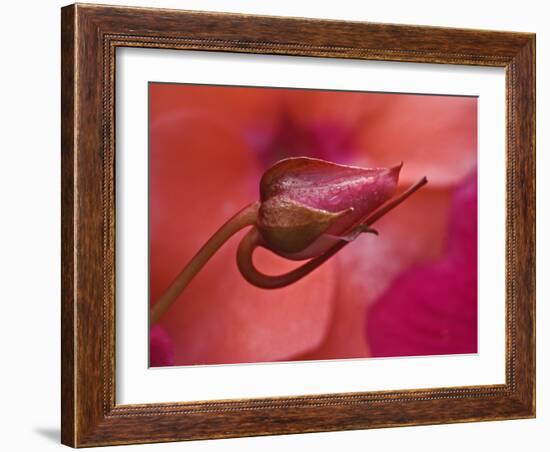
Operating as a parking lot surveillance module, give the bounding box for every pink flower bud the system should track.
[257,157,401,260]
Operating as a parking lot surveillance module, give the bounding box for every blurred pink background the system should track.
[148,83,478,367]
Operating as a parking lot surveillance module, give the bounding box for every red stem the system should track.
[150,202,259,325]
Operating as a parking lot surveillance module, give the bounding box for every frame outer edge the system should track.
[514,35,536,416]
[61,3,77,448]
[530,35,536,417]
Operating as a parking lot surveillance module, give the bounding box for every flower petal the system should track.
[365,171,478,357]
[149,325,174,367]
[149,83,279,133]
[354,95,477,187]
[297,186,451,358]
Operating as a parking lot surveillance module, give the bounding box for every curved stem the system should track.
[150,202,260,325]
[362,176,428,227]
[237,177,428,290]
[237,228,348,289]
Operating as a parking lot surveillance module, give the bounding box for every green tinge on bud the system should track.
[258,197,352,255]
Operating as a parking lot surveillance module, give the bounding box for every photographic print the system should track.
[148,83,478,367]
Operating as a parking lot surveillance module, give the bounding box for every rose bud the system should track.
[257,157,402,260]
[151,156,427,323]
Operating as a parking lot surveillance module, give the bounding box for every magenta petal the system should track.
[447,170,477,263]
[366,170,477,357]
[150,325,175,367]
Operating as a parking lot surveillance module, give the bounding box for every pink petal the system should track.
[246,90,390,167]
[294,267,370,360]
[354,95,477,187]
[280,89,390,127]
[149,325,175,367]
[149,83,279,133]
[298,187,451,359]
[365,171,478,357]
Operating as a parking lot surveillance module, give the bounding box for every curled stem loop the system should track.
[236,227,348,289]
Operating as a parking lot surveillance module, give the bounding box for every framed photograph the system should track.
[61,3,535,447]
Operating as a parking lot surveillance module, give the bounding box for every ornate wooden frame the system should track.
[61,3,535,447]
